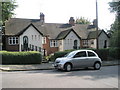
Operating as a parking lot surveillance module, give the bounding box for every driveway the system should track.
[1,65,119,88]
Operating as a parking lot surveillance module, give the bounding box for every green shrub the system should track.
[1,51,42,65]
[109,47,120,59]
[89,48,120,60]
[49,54,55,61]
[93,48,109,61]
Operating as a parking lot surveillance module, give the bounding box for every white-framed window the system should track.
[83,40,88,46]
[70,39,72,44]
[42,37,46,44]
[38,35,40,40]
[35,35,37,40]
[68,39,69,44]
[50,40,58,47]
[8,37,18,45]
[32,35,33,40]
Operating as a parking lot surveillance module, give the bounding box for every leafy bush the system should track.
[109,47,120,59]
[1,51,42,64]
[93,49,109,61]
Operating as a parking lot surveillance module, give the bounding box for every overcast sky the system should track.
[14,0,115,30]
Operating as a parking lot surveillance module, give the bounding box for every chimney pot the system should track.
[40,12,45,23]
[69,17,75,26]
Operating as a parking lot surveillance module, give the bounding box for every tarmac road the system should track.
[1,65,119,88]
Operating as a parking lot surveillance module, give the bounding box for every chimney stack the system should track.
[69,17,75,26]
[40,12,45,23]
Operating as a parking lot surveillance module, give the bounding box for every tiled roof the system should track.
[72,24,90,39]
[56,29,71,39]
[5,18,96,39]
[5,18,32,35]
[5,18,63,39]
[87,30,102,39]
[59,24,72,28]
[87,25,96,29]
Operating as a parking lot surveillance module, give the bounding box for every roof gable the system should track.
[87,30,110,39]
[17,23,43,36]
[56,29,81,40]
[99,30,110,38]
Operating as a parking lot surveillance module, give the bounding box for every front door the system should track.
[104,40,107,48]
[23,36,28,51]
[74,40,78,49]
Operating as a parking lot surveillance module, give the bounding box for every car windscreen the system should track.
[65,51,77,58]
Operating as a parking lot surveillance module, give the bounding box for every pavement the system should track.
[0,60,119,71]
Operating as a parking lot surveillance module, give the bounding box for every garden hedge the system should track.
[109,47,120,59]
[93,49,109,61]
[1,51,42,64]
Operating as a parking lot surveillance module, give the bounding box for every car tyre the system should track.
[94,62,101,70]
[64,63,72,72]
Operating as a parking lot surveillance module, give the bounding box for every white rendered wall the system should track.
[19,26,43,51]
[89,39,96,48]
[63,31,80,51]
[89,32,109,49]
[99,32,109,48]
[59,40,64,51]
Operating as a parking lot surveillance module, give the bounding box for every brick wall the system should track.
[43,37,58,55]
[5,36,19,51]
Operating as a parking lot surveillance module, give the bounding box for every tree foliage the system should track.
[110,18,119,32]
[109,1,120,28]
[109,1,120,13]
[75,17,91,24]
[109,1,120,48]
[1,0,17,25]
[110,30,120,47]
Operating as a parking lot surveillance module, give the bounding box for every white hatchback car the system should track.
[53,50,102,71]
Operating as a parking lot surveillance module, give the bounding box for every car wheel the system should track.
[64,63,72,72]
[94,62,101,70]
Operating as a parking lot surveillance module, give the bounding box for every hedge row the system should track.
[109,47,120,60]
[49,48,120,61]
[1,51,42,65]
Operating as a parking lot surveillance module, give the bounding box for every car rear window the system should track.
[88,51,96,57]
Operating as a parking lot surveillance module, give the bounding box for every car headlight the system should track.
[56,61,60,63]
[55,60,65,64]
